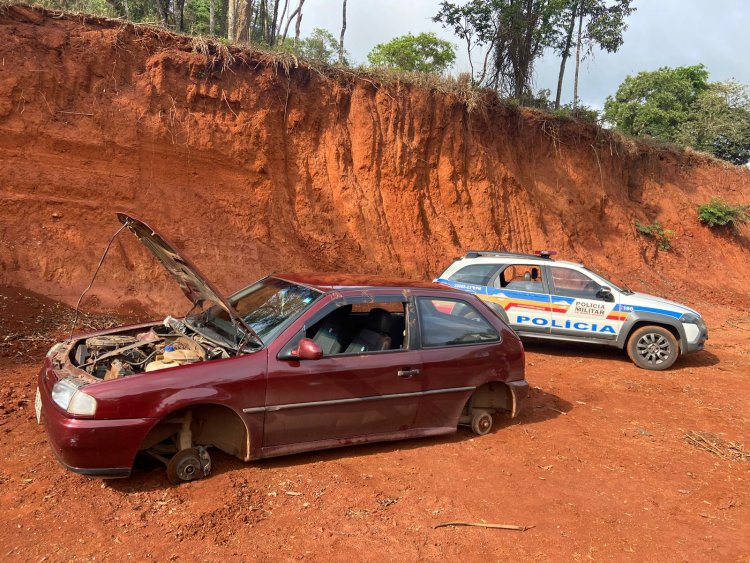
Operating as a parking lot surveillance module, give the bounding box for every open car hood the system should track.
[116,213,261,347]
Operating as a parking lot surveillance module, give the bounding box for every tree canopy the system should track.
[551,0,634,108]
[295,27,346,65]
[603,65,750,165]
[367,32,456,74]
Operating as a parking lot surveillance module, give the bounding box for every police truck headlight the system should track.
[680,312,706,332]
[680,313,700,324]
[51,378,98,416]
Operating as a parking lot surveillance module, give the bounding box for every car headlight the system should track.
[680,312,706,330]
[51,378,97,416]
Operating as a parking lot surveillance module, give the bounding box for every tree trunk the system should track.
[220,0,228,37]
[338,0,347,64]
[155,0,170,27]
[277,0,289,43]
[260,0,268,43]
[209,0,215,36]
[227,0,237,41]
[281,0,304,44]
[555,2,578,109]
[251,3,261,41]
[270,0,280,46]
[237,0,253,42]
[573,7,584,108]
[294,0,305,46]
[175,0,185,32]
[122,0,129,20]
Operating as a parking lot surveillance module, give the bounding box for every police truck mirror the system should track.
[597,287,614,302]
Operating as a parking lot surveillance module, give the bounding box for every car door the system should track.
[545,265,621,341]
[262,294,422,450]
[491,263,551,335]
[413,295,503,429]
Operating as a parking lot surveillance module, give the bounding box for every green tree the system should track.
[433,0,499,83]
[552,0,635,108]
[675,80,750,165]
[603,65,750,165]
[367,32,456,73]
[603,65,710,138]
[296,27,346,65]
[434,0,566,98]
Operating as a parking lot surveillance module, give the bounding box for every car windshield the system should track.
[188,278,322,348]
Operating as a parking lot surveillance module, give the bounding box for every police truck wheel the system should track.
[470,409,493,436]
[627,326,679,371]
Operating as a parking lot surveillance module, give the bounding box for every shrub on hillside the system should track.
[697,197,750,230]
[635,220,673,251]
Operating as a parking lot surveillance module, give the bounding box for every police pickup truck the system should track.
[436,251,707,370]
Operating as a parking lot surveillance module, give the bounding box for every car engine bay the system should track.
[71,317,232,380]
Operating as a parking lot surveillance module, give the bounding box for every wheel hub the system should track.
[637,333,670,364]
[166,446,212,484]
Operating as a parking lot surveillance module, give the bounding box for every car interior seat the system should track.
[389,313,406,349]
[312,305,351,355]
[344,308,393,353]
[523,271,531,281]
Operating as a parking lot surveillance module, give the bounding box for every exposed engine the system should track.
[72,317,231,380]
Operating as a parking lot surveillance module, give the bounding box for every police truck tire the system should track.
[627,326,679,371]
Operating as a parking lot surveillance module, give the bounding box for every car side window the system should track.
[499,264,545,294]
[449,263,501,285]
[549,267,602,299]
[305,301,408,356]
[417,298,499,348]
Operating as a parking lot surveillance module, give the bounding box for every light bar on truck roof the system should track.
[533,250,557,259]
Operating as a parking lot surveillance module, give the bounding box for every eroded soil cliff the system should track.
[1,4,749,314]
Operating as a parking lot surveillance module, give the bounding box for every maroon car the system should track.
[37,214,528,483]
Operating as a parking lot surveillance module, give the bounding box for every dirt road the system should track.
[1,286,748,561]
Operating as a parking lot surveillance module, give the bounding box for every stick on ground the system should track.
[434,521,534,531]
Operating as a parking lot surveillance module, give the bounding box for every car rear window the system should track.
[417,298,500,347]
[449,264,500,285]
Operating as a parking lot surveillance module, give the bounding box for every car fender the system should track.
[616,312,687,353]
[148,387,236,418]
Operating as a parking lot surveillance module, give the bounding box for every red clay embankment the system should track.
[1,4,749,314]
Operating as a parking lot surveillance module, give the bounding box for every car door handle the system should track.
[397,368,420,378]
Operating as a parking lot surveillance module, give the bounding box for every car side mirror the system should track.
[287,338,323,361]
[597,286,614,302]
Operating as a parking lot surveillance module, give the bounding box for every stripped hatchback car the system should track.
[37,214,528,483]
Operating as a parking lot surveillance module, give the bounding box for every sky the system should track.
[298,0,750,109]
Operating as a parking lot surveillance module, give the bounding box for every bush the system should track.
[697,197,750,230]
[635,220,674,251]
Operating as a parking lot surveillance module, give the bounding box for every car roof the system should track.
[454,256,584,268]
[273,273,455,293]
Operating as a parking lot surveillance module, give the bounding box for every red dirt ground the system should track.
[1,286,749,561]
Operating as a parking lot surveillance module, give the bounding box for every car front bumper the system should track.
[683,322,708,354]
[38,368,157,478]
